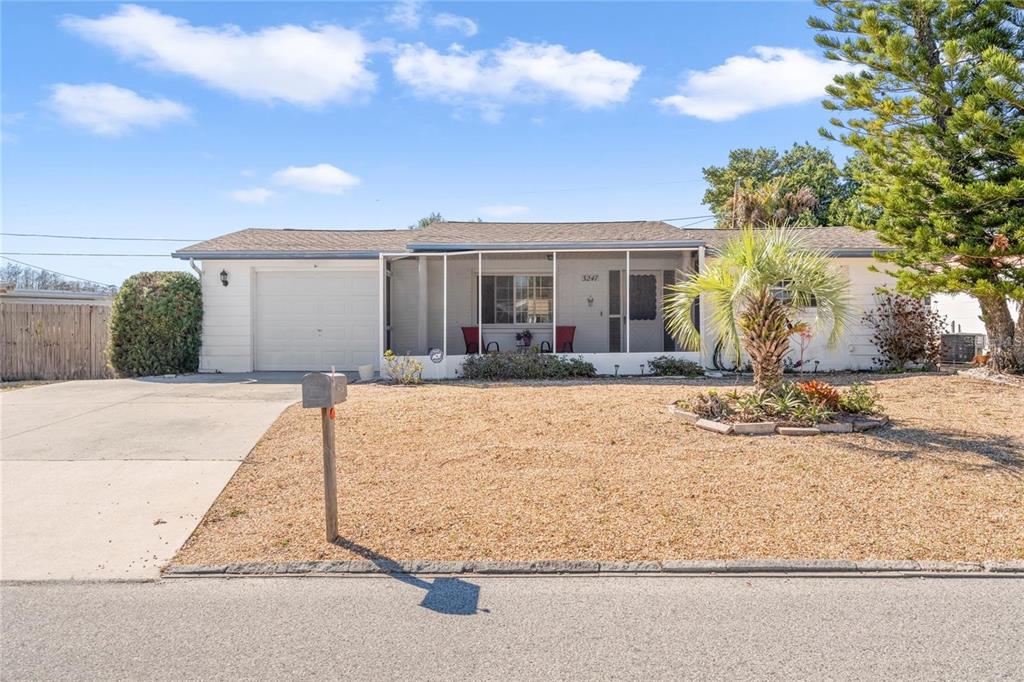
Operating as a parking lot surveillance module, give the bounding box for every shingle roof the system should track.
[172,223,888,259]
[173,228,415,257]
[410,220,690,245]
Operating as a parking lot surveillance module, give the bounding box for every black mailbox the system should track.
[301,372,348,408]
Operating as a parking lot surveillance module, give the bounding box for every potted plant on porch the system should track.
[515,329,533,350]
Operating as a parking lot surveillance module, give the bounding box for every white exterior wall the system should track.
[196,253,896,375]
[195,258,379,373]
[701,256,895,372]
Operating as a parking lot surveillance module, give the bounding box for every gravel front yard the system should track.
[174,374,1023,565]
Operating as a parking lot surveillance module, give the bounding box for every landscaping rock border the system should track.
[164,558,1024,577]
[665,405,889,436]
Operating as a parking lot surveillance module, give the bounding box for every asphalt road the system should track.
[3,576,1022,680]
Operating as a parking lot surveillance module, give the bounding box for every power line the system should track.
[0,255,116,288]
[675,216,716,228]
[2,252,170,257]
[3,232,201,242]
[659,214,715,223]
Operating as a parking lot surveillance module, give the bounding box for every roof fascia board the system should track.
[171,250,386,260]
[407,240,706,252]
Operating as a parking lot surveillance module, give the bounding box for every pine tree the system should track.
[811,0,1024,371]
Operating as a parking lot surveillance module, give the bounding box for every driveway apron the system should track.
[0,374,300,580]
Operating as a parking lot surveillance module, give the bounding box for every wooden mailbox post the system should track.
[301,372,348,542]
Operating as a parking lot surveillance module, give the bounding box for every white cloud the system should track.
[478,204,529,218]
[432,13,478,37]
[654,46,856,121]
[393,40,641,119]
[47,83,189,136]
[272,164,361,194]
[229,187,275,203]
[386,0,424,30]
[62,4,375,108]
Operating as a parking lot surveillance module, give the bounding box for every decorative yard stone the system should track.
[854,418,887,431]
[666,405,699,423]
[732,422,777,435]
[776,426,821,436]
[696,418,734,434]
[816,422,854,433]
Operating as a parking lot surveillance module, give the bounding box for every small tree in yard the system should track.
[665,227,852,390]
[108,272,202,377]
[863,293,945,370]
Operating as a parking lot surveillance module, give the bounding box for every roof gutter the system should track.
[407,240,707,252]
[170,250,386,260]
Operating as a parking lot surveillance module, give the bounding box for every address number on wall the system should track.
[581,274,599,282]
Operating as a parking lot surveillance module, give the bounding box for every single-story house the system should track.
[171,221,892,377]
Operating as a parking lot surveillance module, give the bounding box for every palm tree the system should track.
[665,227,852,390]
[724,176,818,228]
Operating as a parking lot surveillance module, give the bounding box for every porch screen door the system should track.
[608,270,622,352]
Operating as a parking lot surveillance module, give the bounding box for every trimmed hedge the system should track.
[647,355,704,377]
[108,271,202,377]
[461,351,596,380]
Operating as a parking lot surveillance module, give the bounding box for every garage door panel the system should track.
[254,271,378,371]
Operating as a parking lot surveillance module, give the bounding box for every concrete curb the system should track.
[163,559,1024,577]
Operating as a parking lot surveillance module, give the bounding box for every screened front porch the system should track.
[379,247,704,378]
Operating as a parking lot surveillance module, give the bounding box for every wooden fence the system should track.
[1,302,112,380]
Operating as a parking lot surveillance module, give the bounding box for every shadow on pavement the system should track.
[333,538,483,616]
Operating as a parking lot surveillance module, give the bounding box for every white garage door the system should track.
[254,270,378,371]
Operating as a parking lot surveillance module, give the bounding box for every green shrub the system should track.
[837,382,881,415]
[461,351,596,380]
[384,350,423,384]
[647,355,704,377]
[108,271,202,377]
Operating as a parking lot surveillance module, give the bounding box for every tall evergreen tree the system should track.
[811,0,1024,370]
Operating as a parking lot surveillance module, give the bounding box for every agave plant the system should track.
[665,227,852,390]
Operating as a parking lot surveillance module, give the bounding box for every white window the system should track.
[481,275,552,324]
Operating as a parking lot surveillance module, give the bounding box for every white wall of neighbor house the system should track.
[194,258,379,373]
[386,251,697,357]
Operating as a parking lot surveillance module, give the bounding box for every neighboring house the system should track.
[171,222,892,377]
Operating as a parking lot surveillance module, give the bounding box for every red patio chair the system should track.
[555,325,575,353]
[462,327,499,354]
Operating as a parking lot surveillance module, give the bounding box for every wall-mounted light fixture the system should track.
[220,269,229,287]
[586,295,594,307]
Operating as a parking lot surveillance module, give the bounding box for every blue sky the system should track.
[2,1,851,286]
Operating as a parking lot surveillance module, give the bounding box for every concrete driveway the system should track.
[1,374,301,581]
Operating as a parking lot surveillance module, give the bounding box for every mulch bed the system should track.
[173,374,1023,565]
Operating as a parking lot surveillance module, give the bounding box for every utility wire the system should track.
[659,214,715,222]
[0,255,116,288]
[3,232,201,241]
[675,216,716,228]
[2,252,170,257]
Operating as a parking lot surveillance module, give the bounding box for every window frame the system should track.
[479,273,554,325]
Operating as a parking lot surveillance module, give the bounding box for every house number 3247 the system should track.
[581,274,599,282]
